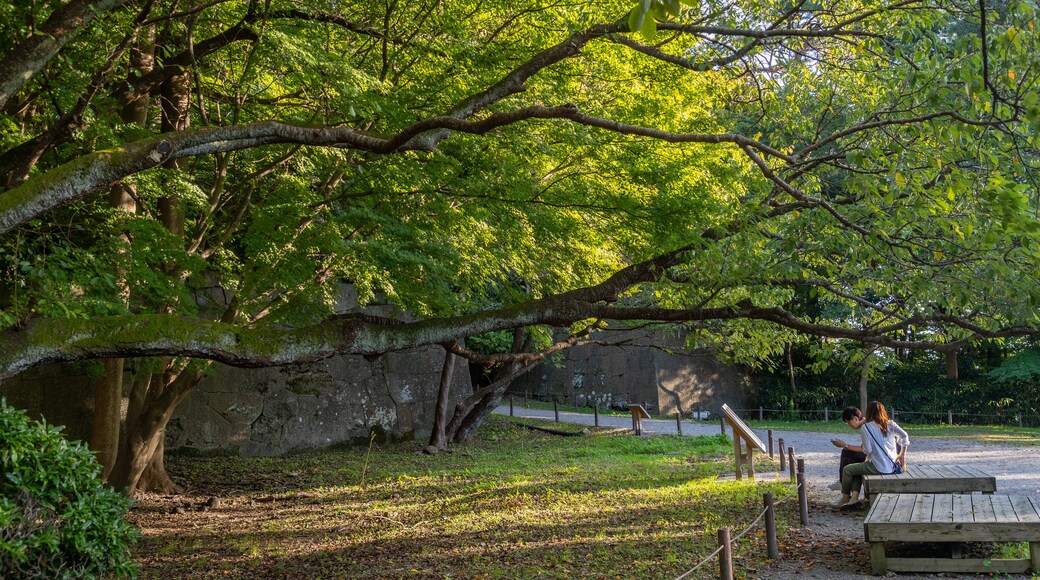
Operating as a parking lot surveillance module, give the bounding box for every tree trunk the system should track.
[89,359,123,480]
[428,348,457,450]
[444,360,540,444]
[858,347,875,411]
[786,342,796,409]
[139,437,181,494]
[946,348,958,379]
[109,366,202,495]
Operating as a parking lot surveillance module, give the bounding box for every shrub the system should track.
[0,399,138,578]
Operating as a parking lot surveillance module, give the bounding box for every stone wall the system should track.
[510,330,754,415]
[0,348,470,456]
[166,348,469,455]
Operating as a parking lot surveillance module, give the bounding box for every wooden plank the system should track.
[863,470,996,494]
[869,542,887,574]
[952,493,974,523]
[991,494,1017,522]
[971,494,997,522]
[883,557,1030,574]
[932,493,954,522]
[914,465,943,478]
[891,493,917,522]
[867,521,1040,542]
[720,404,766,451]
[872,493,900,522]
[1011,496,1040,523]
[944,465,973,478]
[909,493,934,523]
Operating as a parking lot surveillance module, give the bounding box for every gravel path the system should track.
[496,406,1040,578]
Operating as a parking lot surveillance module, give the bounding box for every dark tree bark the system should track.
[109,366,201,494]
[89,359,123,480]
[858,347,876,411]
[946,348,958,380]
[428,348,457,450]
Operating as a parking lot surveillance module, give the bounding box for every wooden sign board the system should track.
[721,404,766,451]
[628,404,650,419]
[721,403,766,481]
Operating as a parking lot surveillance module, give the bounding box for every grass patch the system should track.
[131,415,797,579]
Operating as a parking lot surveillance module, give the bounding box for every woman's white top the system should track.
[859,420,910,474]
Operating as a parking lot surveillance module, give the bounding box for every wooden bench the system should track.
[864,465,996,495]
[863,492,1040,574]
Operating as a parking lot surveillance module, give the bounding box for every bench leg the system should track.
[1030,542,1040,572]
[870,542,887,574]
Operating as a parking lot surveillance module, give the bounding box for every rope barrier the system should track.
[673,470,805,579]
[673,492,782,580]
[674,544,727,580]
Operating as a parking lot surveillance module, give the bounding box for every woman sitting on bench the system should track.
[835,400,909,509]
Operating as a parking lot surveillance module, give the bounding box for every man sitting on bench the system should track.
[828,406,867,492]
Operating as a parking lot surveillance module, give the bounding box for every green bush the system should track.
[0,399,138,578]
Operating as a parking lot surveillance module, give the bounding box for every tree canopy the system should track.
[2,0,1040,392]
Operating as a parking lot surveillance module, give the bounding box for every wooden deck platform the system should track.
[863,492,1040,574]
[863,465,996,495]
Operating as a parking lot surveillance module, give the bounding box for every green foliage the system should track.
[988,347,1040,384]
[0,400,138,579]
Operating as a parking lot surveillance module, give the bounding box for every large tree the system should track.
[2,0,1040,494]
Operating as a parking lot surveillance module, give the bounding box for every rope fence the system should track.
[673,441,809,580]
[673,480,804,580]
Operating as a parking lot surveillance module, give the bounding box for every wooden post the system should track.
[676,412,682,436]
[788,447,795,483]
[594,403,599,427]
[554,400,559,423]
[746,439,755,480]
[824,408,829,423]
[778,438,786,471]
[718,528,733,580]
[759,406,764,421]
[720,416,725,435]
[764,492,778,559]
[767,429,774,459]
[948,410,953,426]
[509,395,514,417]
[733,431,743,481]
[797,458,808,525]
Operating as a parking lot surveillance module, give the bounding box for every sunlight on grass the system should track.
[133,415,798,579]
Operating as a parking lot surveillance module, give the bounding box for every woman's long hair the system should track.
[864,401,890,436]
